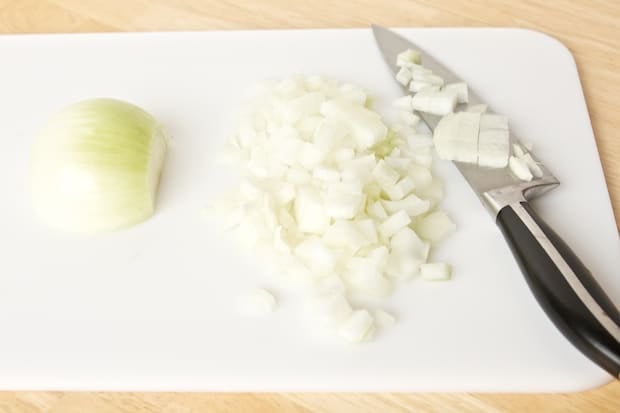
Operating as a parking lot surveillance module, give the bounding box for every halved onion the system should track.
[31,98,167,233]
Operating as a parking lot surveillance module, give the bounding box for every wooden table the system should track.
[0,1,618,412]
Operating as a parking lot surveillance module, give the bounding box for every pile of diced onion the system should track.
[210,74,456,342]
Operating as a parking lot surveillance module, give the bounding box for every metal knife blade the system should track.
[371,25,559,214]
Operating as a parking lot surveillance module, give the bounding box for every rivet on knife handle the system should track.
[497,201,620,378]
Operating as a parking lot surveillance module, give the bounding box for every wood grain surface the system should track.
[0,0,618,412]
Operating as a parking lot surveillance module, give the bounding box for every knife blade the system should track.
[372,25,620,378]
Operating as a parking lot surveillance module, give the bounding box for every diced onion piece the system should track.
[478,129,510,168]
[371,159,400,187]
[382,193,430,217]
[275,76,305,99]
[412,152,433,168]
[279,92,324,123]
[323,220,368,253]
[391,226,430,261]
[443,82,468,104]
[411,72,444,87]
[520,153,543,178]
[477,114,510,168]
[294,237,339,274]
[378,210,411,239]
[325,182,365,219]
[272,138,301,169]
[389,145,400,156]
[279,208,296,228]
[392,95,413,111]
[385,156,412,174]
[416,210,456,242]
[338,310,375,343]
[410,80,442,93]
[383,176,416,201]
[391,123,414,138]
[512,143,525,158]
[330,148,355,162]
[385,248,422,279]
[411,89,459,116]
[365,182,382,201]
[274,226,291,253]
[320,99,387,150]
[395,67,413,86]
[273,254,314,287]
[367,200,388,220]
[420,263,452,281]
[433,112,481,163]
[272,181,296,205]
[294,186,329,234]
[239,178,262,201]
[345,251,392,298]
[407,164,433,188]
[367,245,389,263]
[312,166,341,183]
[239,288,277,316]
[286,165,312,185]
[299,142,325,169]
[416,177,443,207]
[31,98,167,233]
[297,115,323,140]
[314,118,348,151]
[396,49,422,67]
[509,155,533,181]
[339,83,368,105]
[399,111,420,126]
[418,85,440,95]
[356,219,378,244]
[408,64,433,76]
[374,309,397,326]
[340,154,377,182]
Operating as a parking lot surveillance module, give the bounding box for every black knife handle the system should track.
[496,201,620,378]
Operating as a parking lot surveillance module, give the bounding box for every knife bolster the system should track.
[482,176,559,216]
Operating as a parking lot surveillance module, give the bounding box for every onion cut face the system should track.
[211,75,456,343]
[31,98,167,233]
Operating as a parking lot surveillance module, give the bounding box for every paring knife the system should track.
[372,25,620,378]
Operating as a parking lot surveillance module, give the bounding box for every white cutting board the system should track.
[0,28,618,392]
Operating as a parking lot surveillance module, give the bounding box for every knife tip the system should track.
[370,24,393,43]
